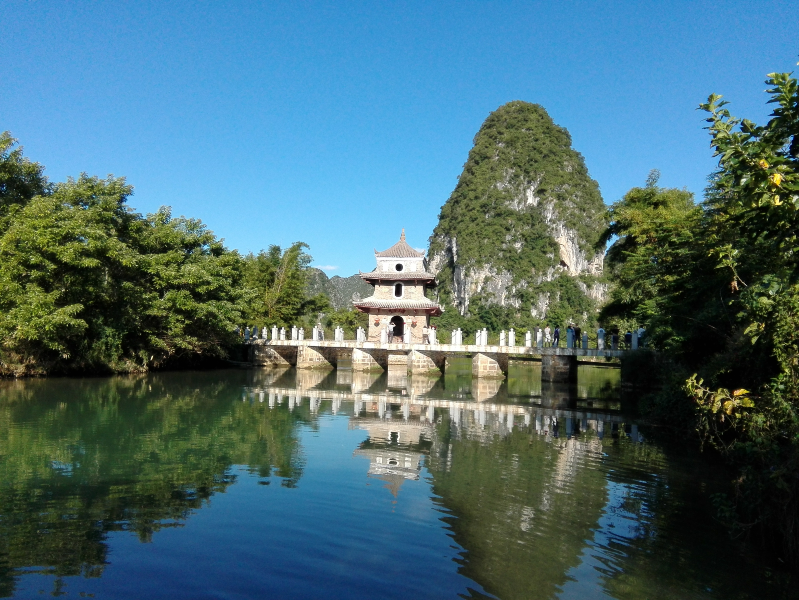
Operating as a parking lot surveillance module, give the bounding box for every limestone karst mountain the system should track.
[306,268,373,310]
[427,101,608,327]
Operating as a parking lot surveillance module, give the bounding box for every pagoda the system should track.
[353,230,443,343]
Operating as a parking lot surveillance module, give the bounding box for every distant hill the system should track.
[428,101,608,327]
[306,269,373,310]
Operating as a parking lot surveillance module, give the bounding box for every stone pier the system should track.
[408,349,446,375]
[541,354,578,383]
[471,352,509,379]
[352,347,388,372]
[251,344,297,367]
[297,345,338,370]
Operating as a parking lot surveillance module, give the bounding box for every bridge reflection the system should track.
[242,365,636,444]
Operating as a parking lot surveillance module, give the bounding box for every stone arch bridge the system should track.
[248,339,634,383]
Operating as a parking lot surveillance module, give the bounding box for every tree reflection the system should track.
[0,371,306,596]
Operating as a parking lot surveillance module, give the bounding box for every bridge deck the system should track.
[254,339,626,359]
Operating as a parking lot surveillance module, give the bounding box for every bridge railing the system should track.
[235,324,647,351]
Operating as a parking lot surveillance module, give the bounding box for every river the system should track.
[0,361,789,598]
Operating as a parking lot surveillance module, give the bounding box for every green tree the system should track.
[241,243,331,328]
[0,173,243,374]
[600,171,706,352]
[0,131,335,375]
[686,70,799,561]
[0,132,50,226]
[609,69,799,563]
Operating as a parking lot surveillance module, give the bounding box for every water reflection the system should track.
[0,365,785,599]
[0,372,307,597]
[352,419,430,496]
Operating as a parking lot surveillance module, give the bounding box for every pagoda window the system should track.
[395,263,403,272]
[394,283,403,298]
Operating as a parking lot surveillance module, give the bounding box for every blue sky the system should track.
[3,1,796,275]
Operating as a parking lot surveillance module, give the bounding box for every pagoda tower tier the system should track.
[353,230,443,343]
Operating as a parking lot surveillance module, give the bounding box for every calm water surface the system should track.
[0,361,789,599]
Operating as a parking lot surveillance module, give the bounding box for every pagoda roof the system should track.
[359,270,437,286]
[352,296,443,316]
[375,229,425,259]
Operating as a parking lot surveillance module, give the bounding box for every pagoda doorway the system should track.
[390,316,405,339]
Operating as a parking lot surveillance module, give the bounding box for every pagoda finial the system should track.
[400,228,406,241]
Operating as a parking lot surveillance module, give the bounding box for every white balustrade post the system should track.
[299,328,305,341]
[272,326,278,341]
[509,328,515,347]
[244,326,251,342]
[262,327,269,341]
[582,332,588,349]
[536,328,543,348]
[500,330,506,347]
[597,328,605,350]
[280,327,286,341]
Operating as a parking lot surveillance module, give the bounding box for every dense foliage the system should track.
[428,101,608,335]
[603,70,799,563]
[0,134,326,376]
[599,171,708,354]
